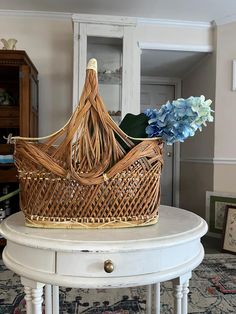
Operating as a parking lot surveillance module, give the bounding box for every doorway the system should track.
[140,48,209,206]
[141,83,175,206]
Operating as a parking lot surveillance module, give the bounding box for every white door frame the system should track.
[141,75,181,207]
[137,42,212,207]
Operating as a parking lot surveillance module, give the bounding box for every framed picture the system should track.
[206,191,236,237]
[222,205,236,254]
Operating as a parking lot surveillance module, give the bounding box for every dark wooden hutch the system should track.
[0,50,38,245]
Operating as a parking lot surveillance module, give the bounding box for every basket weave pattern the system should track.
[13,64,163,228]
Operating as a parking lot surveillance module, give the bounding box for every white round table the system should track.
[0,205,207,314]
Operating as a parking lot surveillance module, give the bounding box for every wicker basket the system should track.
[12,59,163,229]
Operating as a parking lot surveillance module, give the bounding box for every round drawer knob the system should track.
[104,259,114,273]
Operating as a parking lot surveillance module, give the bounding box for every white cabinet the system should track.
[72,14,140,120]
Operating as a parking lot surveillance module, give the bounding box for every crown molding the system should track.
[214,14,236,26]
[0,10,214,29]
[72,13,137,26]
[137,17,212,29]
[0,9,72,19]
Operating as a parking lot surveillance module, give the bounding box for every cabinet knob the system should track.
[104,259,114,273]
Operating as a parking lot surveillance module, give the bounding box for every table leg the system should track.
[24,286,33,314]
[172,272,191,314]
[173,283,183,314]
[21,277,45,314]
[182,280,190,314]
[153,282,161,314]
[32,286,44,314]
[45,285,52,314]
[52,285,59,314]
[146,285,152,314]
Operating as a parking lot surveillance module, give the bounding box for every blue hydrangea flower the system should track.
[144,95,214,144]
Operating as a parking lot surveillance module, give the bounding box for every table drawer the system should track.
[56,240,201,278]
[57,250,158,277]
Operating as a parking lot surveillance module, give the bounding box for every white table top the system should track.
[0,205,207,252]
[0,205,208,288]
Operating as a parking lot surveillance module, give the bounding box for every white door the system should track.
[141,84,175,206]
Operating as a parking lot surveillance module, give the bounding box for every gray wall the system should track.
[180,41,216,217]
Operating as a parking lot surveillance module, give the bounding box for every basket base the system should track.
[24,215,158,229]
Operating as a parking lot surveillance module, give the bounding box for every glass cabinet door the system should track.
[72,15,140,121]
[87,36,122,124]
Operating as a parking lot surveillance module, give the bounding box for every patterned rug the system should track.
[0,254,235,314]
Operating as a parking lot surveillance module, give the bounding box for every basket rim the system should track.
[10,126,161,143]
[24,214,158,229]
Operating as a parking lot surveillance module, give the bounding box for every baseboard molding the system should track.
[181,157,236,165]
[206,232,222,239]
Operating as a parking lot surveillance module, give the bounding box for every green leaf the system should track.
[119,113,149,139]
[116,113,149,151]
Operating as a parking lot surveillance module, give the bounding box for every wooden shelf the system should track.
[0,50,38,74]
[0,106,19,128]
[98,72,122,85]
[0,143,14,154]
[0,166,18,183]
[0,144,16,182]
[0,50,38,219]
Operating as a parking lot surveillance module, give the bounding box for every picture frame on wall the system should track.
[206,191,236,237]
[222,205,236,254]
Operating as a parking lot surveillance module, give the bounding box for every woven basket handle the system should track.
[13,59,161,185]
[51,58,135,181]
